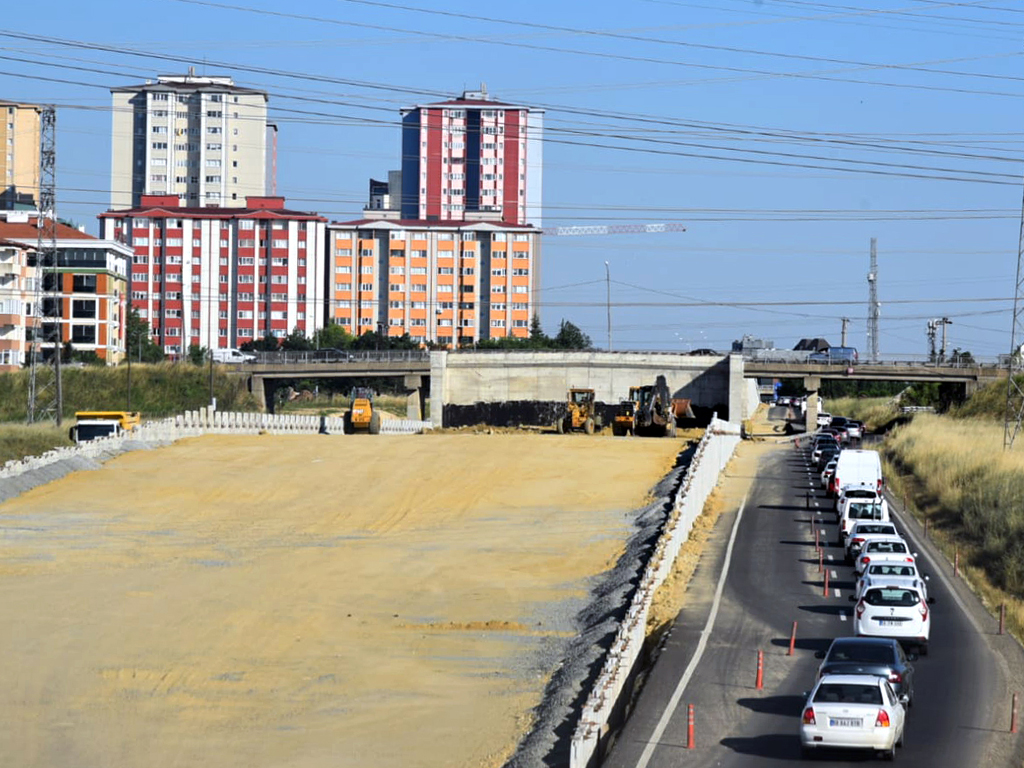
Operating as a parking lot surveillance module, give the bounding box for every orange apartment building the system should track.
[0,212,130,369]
[327,218,541,347]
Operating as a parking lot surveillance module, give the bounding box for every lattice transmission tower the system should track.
[867,237,880,363]
[1004,175,1024,448]
[26,105,63,426]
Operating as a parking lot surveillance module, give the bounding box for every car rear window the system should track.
[846,490,876,499]
[850,503,884,520]
[827,644,894,664]
[865,540,907,553]
[864,588,919,607]
[868,565,916,578]
[853,524,896,536]
[814,683,883,705]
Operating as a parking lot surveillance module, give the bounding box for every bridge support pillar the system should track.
[404,374,425,421]
[804,376,820,432]
[250,375,267,414]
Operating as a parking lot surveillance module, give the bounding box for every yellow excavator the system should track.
[345,387,382,434]
[612,376,679,437]
[556,388,601,434]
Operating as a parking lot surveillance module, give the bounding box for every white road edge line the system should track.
[633,495,748,768]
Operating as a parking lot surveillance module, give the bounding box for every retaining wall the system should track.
[568,417,743,768]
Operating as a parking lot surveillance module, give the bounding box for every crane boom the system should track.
[541,223,687,237]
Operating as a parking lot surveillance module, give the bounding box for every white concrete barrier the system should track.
[569,417,742,768]
[379,419,432,435]
[0,411,347,481]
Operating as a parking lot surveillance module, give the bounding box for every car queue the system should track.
[799,415,936,761]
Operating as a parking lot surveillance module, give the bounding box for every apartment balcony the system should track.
[0,313,24,328]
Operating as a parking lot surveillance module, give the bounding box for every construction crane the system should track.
[541,223,687,237]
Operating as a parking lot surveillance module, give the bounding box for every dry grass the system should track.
[0,422,73,466]
[882,414,1024,641]
[827,396,897,431]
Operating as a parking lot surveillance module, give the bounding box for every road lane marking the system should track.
[632,495,748,768]
[834,588,841,598]
[826,554,833,562]
[840,612,848,622]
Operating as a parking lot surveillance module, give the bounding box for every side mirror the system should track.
[906,653,919,662]
[814,650,825,659]
[898,694,910,706]
[913,552,919,558]
[927,597,936,605]
[924,574,931,581]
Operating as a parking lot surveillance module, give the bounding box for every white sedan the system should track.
[800,673,907,760]
[854,536,915,576]
[855,585,931,655]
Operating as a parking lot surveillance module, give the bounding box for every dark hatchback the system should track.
[816,637,916,706]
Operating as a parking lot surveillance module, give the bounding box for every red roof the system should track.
[100,202,326,222]
[421,98,518,108]
[0,218,95,241]
[331,218,538,230]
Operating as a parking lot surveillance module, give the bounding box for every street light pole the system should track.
[605,260,612,352]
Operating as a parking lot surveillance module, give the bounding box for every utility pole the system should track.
[27,106,62,426]
[840,317,850,347]
[867,238,880,363]
[604,260,612,352]
[939,317,952,363]
[927,320,938,363]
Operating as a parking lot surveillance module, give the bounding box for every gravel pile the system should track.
[503,451,691,768]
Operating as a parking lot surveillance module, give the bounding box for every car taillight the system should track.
[875,709,890,728]
[856,600,866,619]
[803,707,816,725]
[905,557,914,562]
[861,557,870,566]
[919,599,928,621]
[852,537,864,546]
[888,672,902,684]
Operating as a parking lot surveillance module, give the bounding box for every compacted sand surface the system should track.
[0,433,682,768]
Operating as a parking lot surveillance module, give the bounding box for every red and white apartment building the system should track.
[99,195,326,356]
[0,212,130,371]
[397,86,543,226]
[331,87,544,347]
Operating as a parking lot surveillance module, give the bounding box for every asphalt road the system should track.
[604,407,1024,767]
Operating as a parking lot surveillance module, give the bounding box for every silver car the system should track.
[800,674,907,759]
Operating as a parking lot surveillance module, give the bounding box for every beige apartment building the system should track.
[0,100,42,210]
[110,70,275,210]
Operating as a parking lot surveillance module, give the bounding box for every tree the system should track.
[125,308,164,363]
[529,314,548,346]
[553,319,591,350]
[314,323,355,350]
[241,336,281,353]
[281,327,314,351]
[950,348,975,366]
[187,344,208,366]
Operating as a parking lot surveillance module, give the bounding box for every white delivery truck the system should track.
[212,348,257,364]
[832,449,883,500]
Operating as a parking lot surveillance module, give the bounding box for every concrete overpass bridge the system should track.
[238,350,1003,430]
[744,359,1005,429]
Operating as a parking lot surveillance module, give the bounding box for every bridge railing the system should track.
[254,349,431,365]
[569,417,743,768]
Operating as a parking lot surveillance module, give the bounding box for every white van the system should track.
[212,348,257,364]
[832,449,883,498]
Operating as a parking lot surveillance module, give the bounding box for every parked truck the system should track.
[69,411,141,443]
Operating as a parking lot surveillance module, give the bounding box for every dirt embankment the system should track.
[0,432,683,768]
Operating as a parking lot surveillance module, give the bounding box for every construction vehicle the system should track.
[556,388,601,434]
[69,411,141,443]
[344,387,381,434]
[612,376,679,437]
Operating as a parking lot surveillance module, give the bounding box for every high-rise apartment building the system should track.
[327,218,540,348]
[99,195,326,358]
[399,87,543,226]
[0,100,42,210]
[110,70,273,210]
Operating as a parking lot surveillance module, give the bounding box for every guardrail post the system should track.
[823,568,830,597]
[788,621,798,656]
[755,650,764,690]
[686,704,695,749]
[954,547,960,578]
[1012,693,1019,734]
[1000,604,1006,635]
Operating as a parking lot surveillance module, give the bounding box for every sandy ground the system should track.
[0,433,683,768]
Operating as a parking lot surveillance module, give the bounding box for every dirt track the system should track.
[0,433,683,768]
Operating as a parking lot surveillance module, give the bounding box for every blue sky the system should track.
[3,0,1023,357]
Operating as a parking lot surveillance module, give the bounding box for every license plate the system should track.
[878,619,901,626]
[830,718,862,728]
